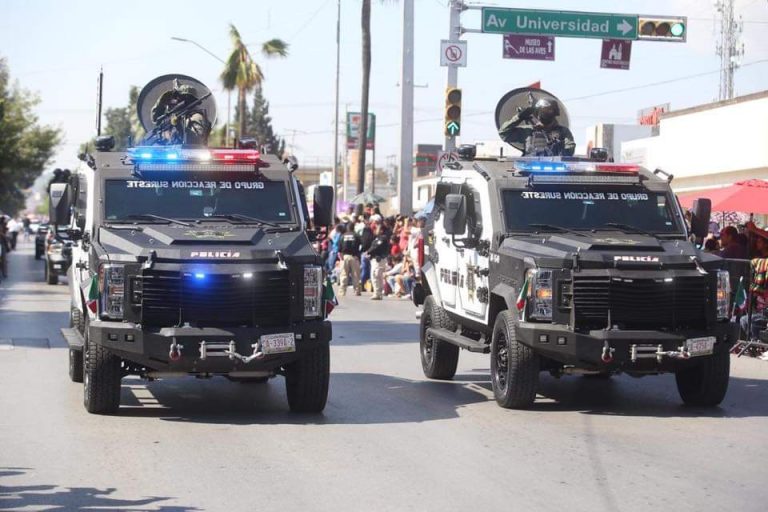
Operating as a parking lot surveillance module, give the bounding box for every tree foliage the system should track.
[243,87,285,155]
[220,23,288,139]
[0,57,62,215]
[102,86,143,150]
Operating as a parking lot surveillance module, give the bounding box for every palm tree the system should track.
[356,0,372,196]
[220,24,288,141]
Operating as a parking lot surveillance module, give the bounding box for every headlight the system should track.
[303,265,323,318]
[99,264,125,320]
[526,269,553,321]
[716,270,730,319]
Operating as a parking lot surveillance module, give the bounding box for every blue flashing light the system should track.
[166,153,179,160]
[517,161,568,172]
[194,273,206,280]
[140,152,153,159]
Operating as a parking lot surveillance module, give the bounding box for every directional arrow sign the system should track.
[446,121,460,136]
[482,7,639,40]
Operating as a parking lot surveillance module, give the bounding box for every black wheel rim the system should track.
[422,313,434,364]
[494,332,509,393]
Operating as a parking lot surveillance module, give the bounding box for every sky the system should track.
[1,0,767,173]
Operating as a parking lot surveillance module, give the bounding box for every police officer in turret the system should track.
[151,80,211,145]
[498,98,575,157]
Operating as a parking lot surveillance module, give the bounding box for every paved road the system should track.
[1,241,767,511]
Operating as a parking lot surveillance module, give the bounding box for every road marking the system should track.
[0,339,13,351]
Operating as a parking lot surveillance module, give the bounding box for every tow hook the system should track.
[601,341,615,363]
[169,340,183,361]
[199,339,266,363]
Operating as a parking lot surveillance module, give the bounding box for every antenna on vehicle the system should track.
[96,67,104,137]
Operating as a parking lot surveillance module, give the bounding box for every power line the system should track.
[286,58,768,137]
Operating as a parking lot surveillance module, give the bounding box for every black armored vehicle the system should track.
[52,75,334,414]
[415,88,737,409]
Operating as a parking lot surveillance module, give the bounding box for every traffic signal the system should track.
[444,87,462,137]
[637,16,687,42]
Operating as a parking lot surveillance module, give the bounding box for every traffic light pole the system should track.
[444,0,463,153]
[398,0,414,214]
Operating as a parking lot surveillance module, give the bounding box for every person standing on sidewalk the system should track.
[338,222,362,297]
[7,218,21,251]
[366,221,390,300]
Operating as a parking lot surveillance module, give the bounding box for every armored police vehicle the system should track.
[52,75,334,414]
[415,89,737,409]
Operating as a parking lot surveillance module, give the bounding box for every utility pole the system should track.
[332,0,341,214]
[444,0,463,152]
[715,0,744,101]
[398,0,414,215]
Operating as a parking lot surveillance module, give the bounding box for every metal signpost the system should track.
[440,1,686,164]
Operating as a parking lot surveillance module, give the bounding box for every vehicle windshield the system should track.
[501,185,684,234]
[103,178,295,223]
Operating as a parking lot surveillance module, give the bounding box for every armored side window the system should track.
[461,184,483,241]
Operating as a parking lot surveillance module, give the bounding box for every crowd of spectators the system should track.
[702,221,768,357]
[317,204,425,301]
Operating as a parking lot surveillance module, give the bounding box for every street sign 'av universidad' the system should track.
[346,112,376,150]
[482,7,639,41]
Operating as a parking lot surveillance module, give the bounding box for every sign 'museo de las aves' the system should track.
[482,7,639,41]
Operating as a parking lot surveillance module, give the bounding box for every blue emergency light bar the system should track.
[127,146,261,165]
[513,159,639,174]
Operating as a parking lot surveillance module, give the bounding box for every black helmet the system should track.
[534,98,560,124]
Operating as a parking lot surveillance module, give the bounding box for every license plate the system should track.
[685,336,716,357]
[261,333,296,355]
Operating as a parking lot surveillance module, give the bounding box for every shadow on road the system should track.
[452,370,768,418]
[0,467,198,511]
[115,372,487,425]
[331,320,418,345]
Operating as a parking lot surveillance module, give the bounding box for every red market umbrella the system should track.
[676,179,768,214]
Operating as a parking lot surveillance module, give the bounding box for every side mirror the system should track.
[691,198,711,240]
[313,186,335,228]
[49,183,72,226]
[443,193,467,235]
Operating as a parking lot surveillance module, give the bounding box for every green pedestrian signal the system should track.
[444,87,462,136]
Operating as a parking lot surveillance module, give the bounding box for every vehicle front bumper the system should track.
[516,321,738,370]
[88,320,332,373]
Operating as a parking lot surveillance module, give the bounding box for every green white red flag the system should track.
[81,276,99,318]
[516,275,530,311]
[323,276,338,316]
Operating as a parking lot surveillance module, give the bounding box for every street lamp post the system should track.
[170,36,232,147]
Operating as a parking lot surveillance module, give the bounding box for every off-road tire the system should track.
[491,310,539,409]
[83,321,122,414]
[285,344,330,413]
[675,346,730,406]
[45,263,58,285]
[67,307,85,382]
[69,348,84,383]
[420,295,460,380]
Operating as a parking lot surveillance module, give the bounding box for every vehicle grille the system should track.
[138,270,291,327]
[572,275,711,330]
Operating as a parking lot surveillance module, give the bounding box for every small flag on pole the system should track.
[81,276,99,319]
[323,276,338,316]
[516,275,530,311]
[733,276,747,315]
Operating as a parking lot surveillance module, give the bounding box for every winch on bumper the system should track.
[87,319,332,372]
[516,321,738,370]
